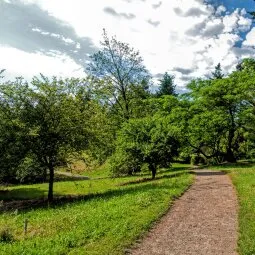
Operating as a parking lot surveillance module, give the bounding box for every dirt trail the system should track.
[131,169,238,255]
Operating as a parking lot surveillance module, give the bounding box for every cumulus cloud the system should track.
[215,5,226,16]
[0,0,254,87]
[243,27,255,47]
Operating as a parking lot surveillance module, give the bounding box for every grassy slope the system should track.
[0,164,193,255]
[210,162,255,255]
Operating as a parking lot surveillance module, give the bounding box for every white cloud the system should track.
[0,46,84,81]
[243,27,255,47]
[216,5,226,15]
[1,0,254,87]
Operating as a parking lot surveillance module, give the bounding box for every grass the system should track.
[0,163,190,201]
[0,164,193,255]
[209,162,255,255]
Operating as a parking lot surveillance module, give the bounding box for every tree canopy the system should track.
[88,29,150,120]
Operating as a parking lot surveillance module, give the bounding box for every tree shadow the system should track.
[0,188,46,201]
[195,171,226,176]
[0,176,184,213]
[206,161,255,170]
[106,166,191,180]
[118,171,190,186]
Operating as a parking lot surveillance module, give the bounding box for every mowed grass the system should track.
[0,164,193,255]
[210,162,255,255]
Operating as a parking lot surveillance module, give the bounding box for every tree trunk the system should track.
[149,163,156,179]
[225,148,236,163]
[225,108,236,163]
[43,168,47,182]
[48,162,54,202]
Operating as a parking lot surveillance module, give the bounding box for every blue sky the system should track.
[1,0,255,89]
[222,0,254,10]
[208,0,254,12]
[216,0,255,46]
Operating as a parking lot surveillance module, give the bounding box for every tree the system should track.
[88,29,150,120]
[0,76,91,201]
[236,58,255,72]
[185,76,246,163]
[156,72,176,96]
[0,78,30,182]
[211,63,224,79]
[110,116,180,179]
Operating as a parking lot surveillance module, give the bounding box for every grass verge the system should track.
[210,162,255,255]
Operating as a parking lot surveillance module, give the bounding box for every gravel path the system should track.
[131,169,238,255]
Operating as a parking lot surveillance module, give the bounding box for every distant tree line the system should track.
[1,31,255,201]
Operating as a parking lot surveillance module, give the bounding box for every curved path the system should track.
[131,169,238,255]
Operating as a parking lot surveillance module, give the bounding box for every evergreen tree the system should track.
[157,72,176,96]
[211,63,224,79]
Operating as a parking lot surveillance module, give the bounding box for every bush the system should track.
[109,151,141,177]
[190,154,207,165]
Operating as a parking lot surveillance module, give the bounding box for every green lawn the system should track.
[210,162,255,255]
[0,164,193,255]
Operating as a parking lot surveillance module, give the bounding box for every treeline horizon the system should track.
[1,30,255,201]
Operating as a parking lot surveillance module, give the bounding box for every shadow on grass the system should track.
[0,188,46,201]
[204,161,255,170]
[107,166,191,181]
[0,176,185,214]
[195,171,226,176]
[221,162,255,169]
[118,171,190,186]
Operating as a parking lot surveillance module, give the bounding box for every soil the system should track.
[130,169,238,255]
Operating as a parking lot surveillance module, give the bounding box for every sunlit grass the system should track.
[0,164,193,255]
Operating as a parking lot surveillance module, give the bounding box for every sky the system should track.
[0,0,255,90]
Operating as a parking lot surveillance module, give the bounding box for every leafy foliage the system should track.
[211,63,224,79]
[110,116,180,178]
[0,76,92,200]
[156,72,176,96]
[88,29,150,120]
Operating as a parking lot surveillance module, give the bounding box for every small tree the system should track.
[88,29,150,120]
[211,63,224,79]
[156,72,176,97]
[110,117,180,178]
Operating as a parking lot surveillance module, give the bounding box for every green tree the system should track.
[0,78,30,182]
[185,76,247,163]
[88,29,150,120]
[211,63,224,79]
[110,116,180,178]
[0,76,91,201]
[236,58,255,72]
[156,72,176,96]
